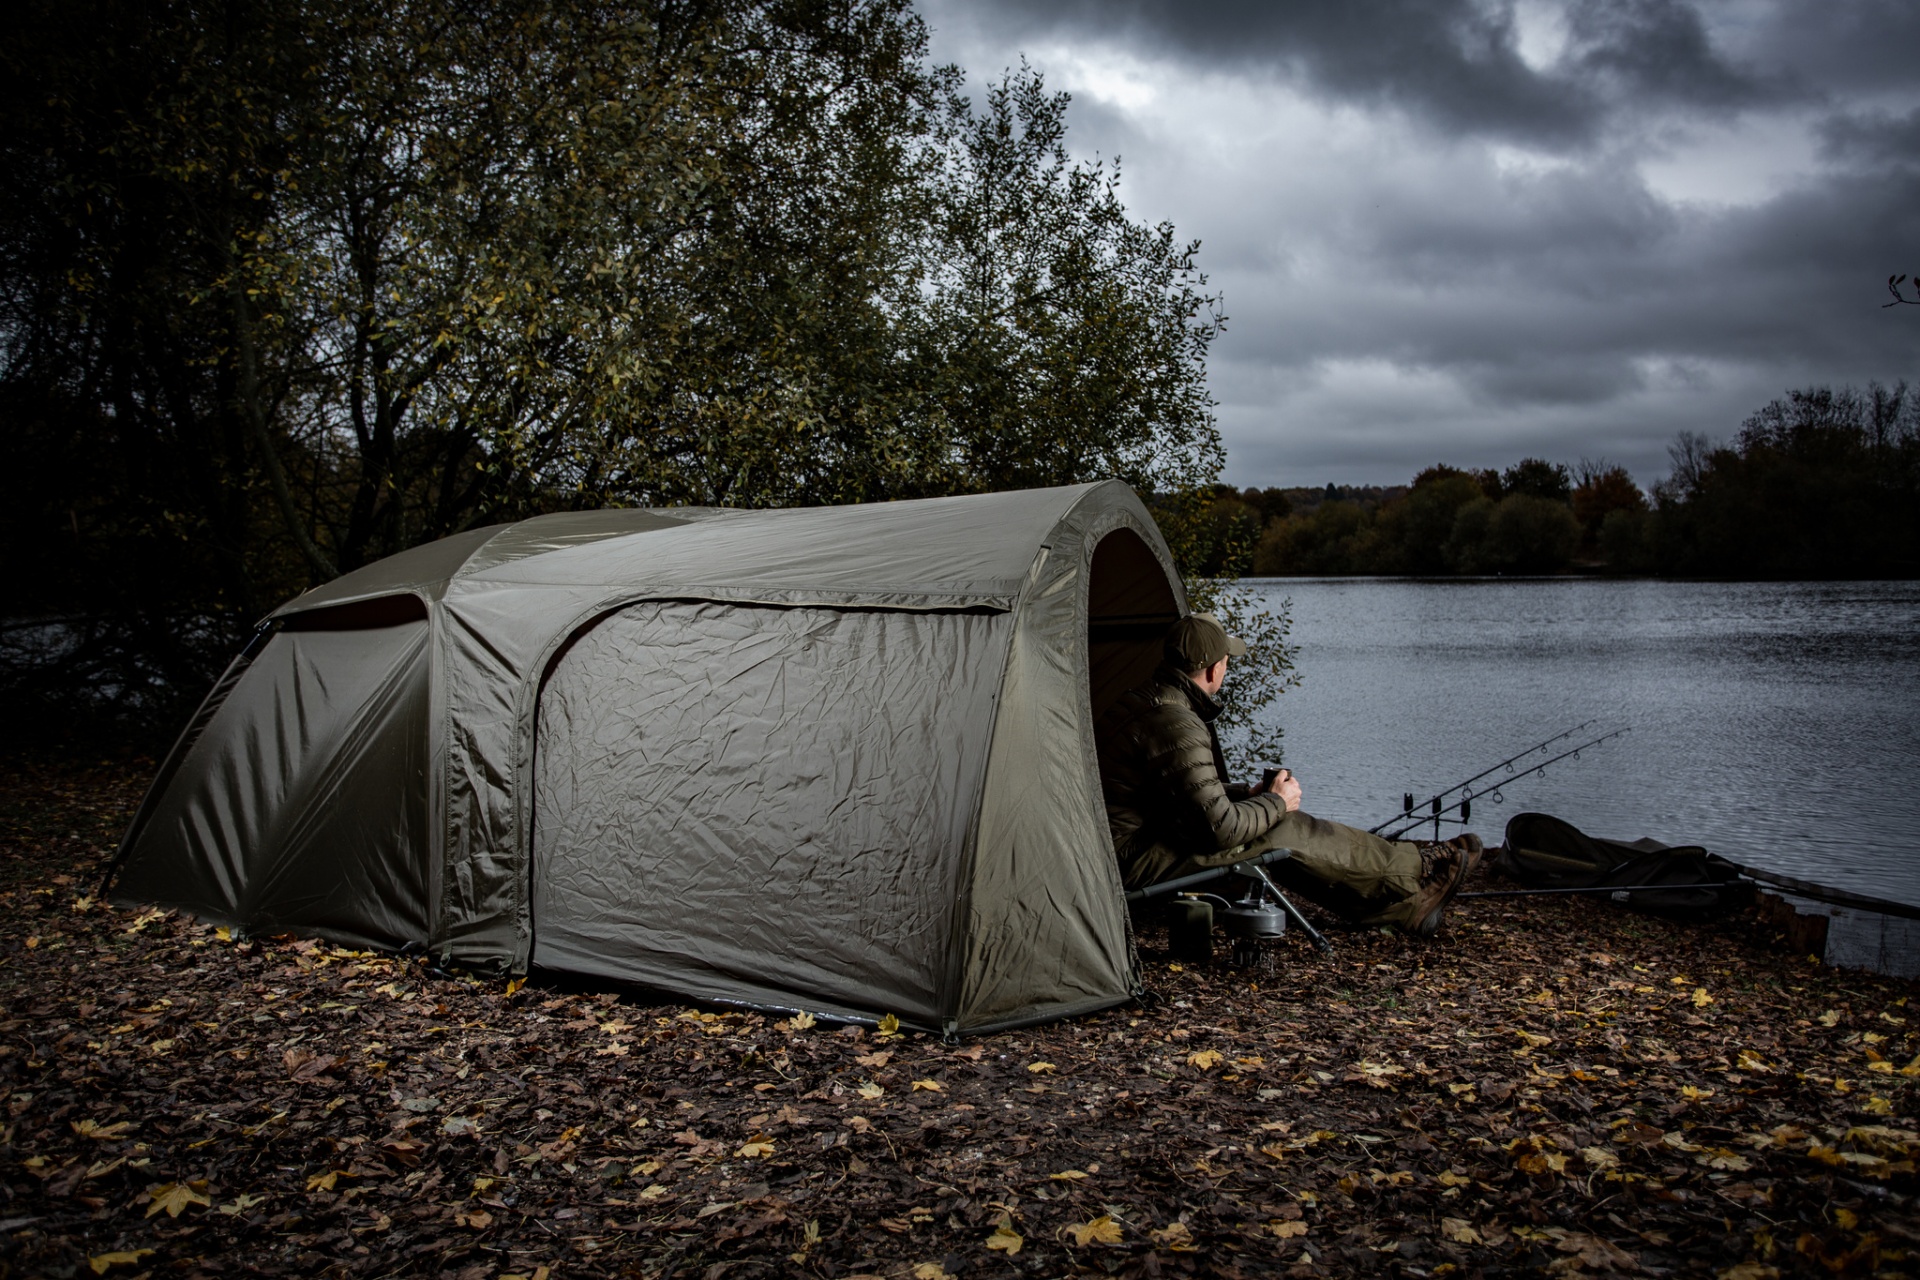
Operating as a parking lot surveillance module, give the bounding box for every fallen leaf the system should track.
[305,1170,340,1193]
[1149,1221,1194,1249]
[71,1119,134,1140]
[856,1082,884,1100]
[1442,1218,1482,1245]
[877,1014,900,1036]
[1269,1219,1309,1238]
[910,1079,942,1092]
[1188,1050,1222,1070]
[1065,1215,1124,1246]
[1693,987,1714,1007]
[1027,1062,1056,1074]
[145,1181,210,1218]
[88,1250,154,1275]
[854,1051,892,1069]
[216,1193,265,1216]
[789,1012,816,1030]
[1049,1170,1089,1181]
[912,1265,954,1280]
[736,1140,775,1159]
[985,1219,1024,1255]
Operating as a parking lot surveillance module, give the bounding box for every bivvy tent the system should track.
[106,482,1186,1034]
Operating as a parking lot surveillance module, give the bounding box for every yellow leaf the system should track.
[1269,1219,1309,1238]
[1149,1222,1193,1249]
[1259,1144,1288,1162]
[735,1140,775,1159]
[145,1182,210,1218]
[911,1079,943,1092]
[305,1170,339,1193]
[1049,1169,1089,1181]
[1680,1085,1715,1100]
[1720,1265,1779,1280]
[1437,1171,1472,1186]
[1027,1062,1056,1074]
[216,1193,265,1216]
[504,977,525,996]
[72,1119,134,1140]
[857,1082,884,1100]
[1836,1207,1859,1229]
[1863,1095,1894,1115]
[877,1014,901,1036]
[985,1221,1024,1255]
[789,1012,816,1031]
[88,1250,154,1274]
[1582,1147,1619,1169]
[1188,1050,1223,1070]
[1693,988,1714,1007]
[912,1265,954,1280]
[1065,1215,1124,1246]
[1442,1217,1481,1244]
[1818,1009,1841,1027]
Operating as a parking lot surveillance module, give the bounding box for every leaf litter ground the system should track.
[2,761,1916,1279]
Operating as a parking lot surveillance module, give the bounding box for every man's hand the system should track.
[1261,767,1302,812]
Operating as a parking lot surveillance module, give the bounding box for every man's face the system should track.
[1200,655,1228,696]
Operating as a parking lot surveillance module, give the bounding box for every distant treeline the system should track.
[1179,383,1920,580]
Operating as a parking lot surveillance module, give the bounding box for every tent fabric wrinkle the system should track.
[110,481,1187,1032]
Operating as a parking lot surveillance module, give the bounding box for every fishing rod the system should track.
[1369,721,1594,835]
[1376,725,1630,842]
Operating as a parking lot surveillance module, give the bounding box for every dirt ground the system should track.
[1,759,1915,1279]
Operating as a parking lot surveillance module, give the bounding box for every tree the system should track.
[1,0,1251,747]
[1571,459,1648,560]
[904,64,1225,497]
[1501,457,1572,504]
[1653,383,1920,577]
[1399,466,1484,574]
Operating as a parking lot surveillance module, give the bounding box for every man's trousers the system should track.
[1128,810,1427,929]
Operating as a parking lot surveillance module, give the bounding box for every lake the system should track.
[1235,577,1920,910]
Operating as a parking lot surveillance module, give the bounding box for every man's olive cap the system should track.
[1164,612,1247,670]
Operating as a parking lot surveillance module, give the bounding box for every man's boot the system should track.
[1406,834,1482,937]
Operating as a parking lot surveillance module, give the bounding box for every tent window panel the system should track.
[531,601,1004,1020]
[1087,528,1181,720]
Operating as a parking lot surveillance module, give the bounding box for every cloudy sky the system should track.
[918,0,1920,488]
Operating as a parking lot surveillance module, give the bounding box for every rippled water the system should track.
[1237,578,1920,909]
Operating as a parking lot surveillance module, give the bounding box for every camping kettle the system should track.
[1218,893,1288,940]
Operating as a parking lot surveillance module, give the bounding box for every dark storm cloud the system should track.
[918,0,1920,485]
[1563,0,1784,113]
[935,0,1790,146]
[1820,106,1920,166]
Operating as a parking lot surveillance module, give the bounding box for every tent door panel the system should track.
[531,601,1001,1022]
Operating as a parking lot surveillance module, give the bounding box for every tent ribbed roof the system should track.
[273,485,1110,619]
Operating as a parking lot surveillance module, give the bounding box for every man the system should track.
[1095,613,1481,936]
